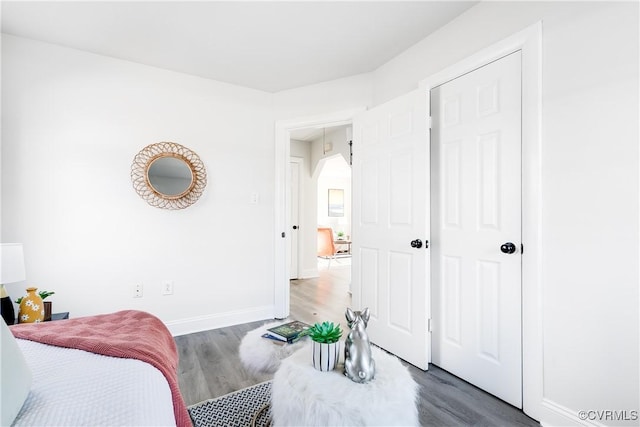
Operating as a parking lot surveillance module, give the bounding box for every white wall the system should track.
[0,34,372,332]
[370,2,639,425]
[274,73,372,120]
[1,35,276,334]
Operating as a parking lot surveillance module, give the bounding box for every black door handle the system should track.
[410,239,423,249]
[500,242,516,254]
[292,225,298,230]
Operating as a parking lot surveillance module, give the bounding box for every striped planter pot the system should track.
[311,340,340,372]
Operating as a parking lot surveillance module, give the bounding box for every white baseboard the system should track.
[166,305,274,336]
[538,398,591,426]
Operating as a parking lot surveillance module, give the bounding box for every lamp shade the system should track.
[0,244,26,284]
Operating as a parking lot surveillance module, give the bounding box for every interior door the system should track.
[289,158,301,279]
[431,52,522,407]
[352,89,429,370]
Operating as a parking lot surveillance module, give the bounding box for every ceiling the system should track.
[1,1,477,93]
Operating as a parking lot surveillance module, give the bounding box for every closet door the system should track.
[431,51,523,407]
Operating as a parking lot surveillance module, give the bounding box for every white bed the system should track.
[13,339,176,426]
[1,310,190,427]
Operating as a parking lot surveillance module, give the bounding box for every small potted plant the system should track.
[308,321,343,371]
[336,231,345,240]
[16,290,55,321]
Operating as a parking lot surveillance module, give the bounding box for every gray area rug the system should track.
[188,381,272,427]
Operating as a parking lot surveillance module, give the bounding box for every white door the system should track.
[431,52,522,407]
[289,158,302,279]
[352,89,429,370]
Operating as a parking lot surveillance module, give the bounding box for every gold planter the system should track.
[18,287,44,323]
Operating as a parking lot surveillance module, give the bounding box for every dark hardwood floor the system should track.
[175,260,539,426]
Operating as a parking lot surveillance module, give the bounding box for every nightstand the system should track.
[13,312,69,324]
[49,312,69,321]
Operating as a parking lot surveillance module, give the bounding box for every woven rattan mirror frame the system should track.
[131,142,207,210]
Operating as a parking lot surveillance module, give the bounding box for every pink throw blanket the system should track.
[11,310,191,427]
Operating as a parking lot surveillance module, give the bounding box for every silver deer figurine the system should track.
[344,307,375,383]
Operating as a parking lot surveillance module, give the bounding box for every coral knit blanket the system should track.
[11,310,191,427]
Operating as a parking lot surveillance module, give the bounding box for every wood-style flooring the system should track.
[175,260,539,426]
[289,257,352,327]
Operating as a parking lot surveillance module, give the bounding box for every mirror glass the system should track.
[147,156,194,197]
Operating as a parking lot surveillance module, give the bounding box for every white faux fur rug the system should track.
[271,345,419,426]
[238,321,308,375]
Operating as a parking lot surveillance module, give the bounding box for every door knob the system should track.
[293,225,298,230]
[500,242,516,254]
[410,239,423,249]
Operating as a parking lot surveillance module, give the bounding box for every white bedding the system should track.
[14,339,176,426]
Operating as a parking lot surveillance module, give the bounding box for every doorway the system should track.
[287,124,353,321]
[288,124,352,275]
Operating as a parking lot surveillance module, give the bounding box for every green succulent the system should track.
[308,321,343,344]
[38,290,55,300]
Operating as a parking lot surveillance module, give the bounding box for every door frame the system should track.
[274,108,364,319]
[420,23,542,419]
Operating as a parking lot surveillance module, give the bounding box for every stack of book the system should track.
[262,320,311,344]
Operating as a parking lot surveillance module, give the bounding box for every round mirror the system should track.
[131,142,207,210]
[147,155,195,199]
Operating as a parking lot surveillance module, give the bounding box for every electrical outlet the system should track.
[162,281,174,296]
[133,283,143,298]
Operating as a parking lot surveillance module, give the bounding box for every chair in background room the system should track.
[317,227,337,268]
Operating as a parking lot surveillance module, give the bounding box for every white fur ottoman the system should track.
[238,321,308,375]
[271,344,419,426]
